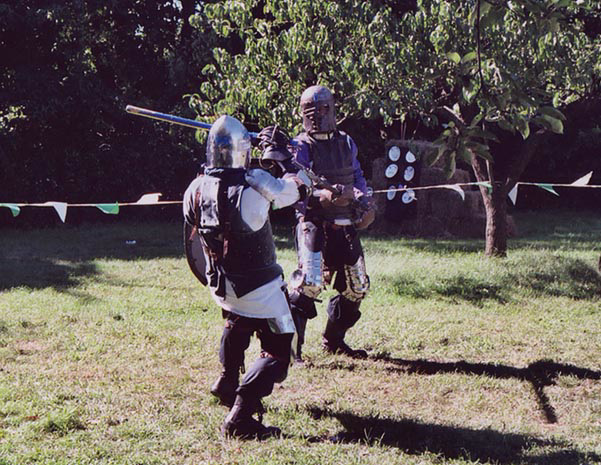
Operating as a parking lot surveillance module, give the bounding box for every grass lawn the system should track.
[0,209,600,464]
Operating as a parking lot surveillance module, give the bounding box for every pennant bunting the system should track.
[536,183,560,196]
[508,184,519,205]
[95,203,120,214]
[442,184,465,200]
[135,193,162,204]
[0,203,20,217]
[571,171,592,186]
[1,171,598,223]
[475,182,492,196]
[44,201,68,223]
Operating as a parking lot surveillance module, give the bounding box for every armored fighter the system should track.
[183,116,307,439]
[288,85,376,362]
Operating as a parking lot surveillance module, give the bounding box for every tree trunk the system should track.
[482,181,508,257]
[469,125,549,257]
[472,157,508,257]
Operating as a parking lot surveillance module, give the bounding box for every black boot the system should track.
[221,395,281,440]
[210,370,239,408]
[291,311,308,364]
[322,320,367,359]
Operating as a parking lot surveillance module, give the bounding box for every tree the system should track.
[0,0,213,216]
[192,0,601,256]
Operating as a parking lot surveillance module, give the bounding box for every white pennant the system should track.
[442,184,465,200]
[135,193,162,204]
[44,201,68,223]
[508,184,519,205]
[571,171,592,186]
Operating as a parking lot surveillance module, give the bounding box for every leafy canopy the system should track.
[192,0,600,169]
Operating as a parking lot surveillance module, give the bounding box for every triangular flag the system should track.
[475,181,493,195]
[508,184,519,205]
[571,171,592,186]
[442,184,465,200]
[136,193,162,204]
[0,203,20,217]
[44,201,68,222]
[95,203,120,214]
[536,183,560,196]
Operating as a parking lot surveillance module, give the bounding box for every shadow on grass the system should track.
[519,255,601,299]
[387,274,508,303]
[367,209,601,256]
[385,255,601,303]
[389,237,601,255]
[0,222,297,292]
[370,355,601,424]
[306,405,600,465]
[0,259,98,291]
[0,222,183,291]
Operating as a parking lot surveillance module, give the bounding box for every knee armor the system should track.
[341,256,370,302]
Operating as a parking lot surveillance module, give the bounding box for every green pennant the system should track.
[536,183,560,196]
[95,203,120,214]
[475,181,493,195]
[0,203,20,217]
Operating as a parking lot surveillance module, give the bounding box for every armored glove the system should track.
[318,184,354,208]
[355,202,376,230]
[353,191,376,229]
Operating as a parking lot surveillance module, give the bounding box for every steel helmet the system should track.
[206,115,251,169]
[300,85,336,134]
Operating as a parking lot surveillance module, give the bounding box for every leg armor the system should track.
[322,227,369,357]
[288,221,325,361]
[289,221,325,300]
[339,255,370,302]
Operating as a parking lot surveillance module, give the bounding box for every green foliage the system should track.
[189,0,600,255]
[0,1,215,211]
[194,0,600,160]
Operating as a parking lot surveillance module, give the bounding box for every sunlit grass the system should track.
[0,210,600,464]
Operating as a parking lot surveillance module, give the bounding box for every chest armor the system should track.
[298,132,355,221]
[197,170,282,297]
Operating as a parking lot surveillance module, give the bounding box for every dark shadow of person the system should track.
[312,355,601,424]
[306,405,600,465]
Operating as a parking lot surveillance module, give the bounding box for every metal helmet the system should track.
[206,115,251,169]
[300,85,336,134]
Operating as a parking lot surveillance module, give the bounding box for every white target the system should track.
[402,189,416,204]
[385,164,398,178]
[388,146,401,161]
[386,186,396,200]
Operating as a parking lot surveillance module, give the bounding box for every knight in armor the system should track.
[288,85,376,362]
[183,115,307,439]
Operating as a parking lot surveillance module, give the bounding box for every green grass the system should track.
[0,209,600,464]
